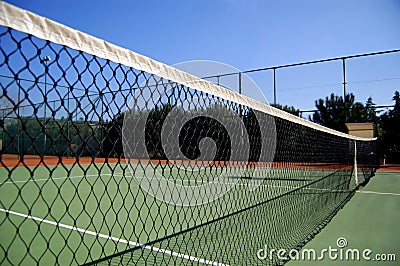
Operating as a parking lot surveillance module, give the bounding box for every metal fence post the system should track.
[273,68,277,105]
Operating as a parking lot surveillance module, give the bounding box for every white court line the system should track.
[1,165,323,186]
[109,173,348,193]
[1,170,145,185]
[1,172,141,185]
[109,173,304,188]
[2,174,100,185]
[0,208,228,266]
[356,190,400,196]
[2,171,347,195]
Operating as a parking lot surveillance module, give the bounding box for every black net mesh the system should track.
[0,23,378,266]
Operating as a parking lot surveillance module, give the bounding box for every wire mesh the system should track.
[0,7,378,266]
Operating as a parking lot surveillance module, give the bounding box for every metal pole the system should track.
[44,64,47,154]
[273,68,277,105]
[1,109,4,153]
[238,72,244,150]
[41,56,51,155]
[17,77,20,155]
[67,87,70,158]
[342,58,346,98]
[100,92,104,157]
[342,58,347,122]
[238,72,242,95]
[238,72,242,117]
[354,141,358,186]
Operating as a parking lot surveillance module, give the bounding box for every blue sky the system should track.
[7,0,400,112]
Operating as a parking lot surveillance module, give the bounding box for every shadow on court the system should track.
[287,169,400,265]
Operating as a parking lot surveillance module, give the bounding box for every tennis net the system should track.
[0,2,378,266]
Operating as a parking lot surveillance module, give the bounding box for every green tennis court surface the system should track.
[0,163,354,265]
[288,171,399,265]
[0,3,379,265]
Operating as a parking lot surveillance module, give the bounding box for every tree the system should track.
[379,91,400,163]
[0,92,17,152]
[310,93,369,133]
[271,103,300,116]
[102,113,124,158]
[365,96,378,123]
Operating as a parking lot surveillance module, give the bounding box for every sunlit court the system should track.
[1,1,399,265]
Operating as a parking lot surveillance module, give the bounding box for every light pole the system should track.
[17,77,20,155]
[99,92,104,157]
[40,56,51,155]
[67,86,71,158]
[342,58,347,122]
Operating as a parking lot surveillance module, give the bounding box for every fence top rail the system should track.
[203,49,400,79]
